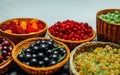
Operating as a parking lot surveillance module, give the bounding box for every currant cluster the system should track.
[17,39,66,67]
[99,11,120,24]
[49,20,93,41]
[0,38,12,63]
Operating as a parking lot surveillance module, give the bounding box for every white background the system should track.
[0,0,120,30]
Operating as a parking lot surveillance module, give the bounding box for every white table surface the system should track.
[0,0,120,30]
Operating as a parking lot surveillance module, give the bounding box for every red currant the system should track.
[49,20,94,41]
[89,33,93,37]
[77,31,81,35]
[63,35,67,40]
[65,25,70,30]
[73,28,77,32]
[59,33,63,38]
[0,56,4,61]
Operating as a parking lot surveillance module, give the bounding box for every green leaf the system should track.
[58,54,66,62]
[52,46,64,51]
[20,49,24,54]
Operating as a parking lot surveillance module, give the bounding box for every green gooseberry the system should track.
[99,11,120,24]
[107,12,111,15]
[106,18,111,22]
[113,16,118,20]
[100,14,104,16]
[104,14,109,19]
[114,14,119,18]
[115,19,119,23]
[118,14,120,17]
[109,16,114,20]
[102,18,107,21]
[114,11,119,14]
[110,13,115,17]
[99,15,104,19]
[118,20,120,24]
[110,21,115,24]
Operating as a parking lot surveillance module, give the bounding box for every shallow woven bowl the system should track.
[47,29,96,51]
[12,37,70,75]
[0,36,15,74]
[96,9,120,43]
[69,41,119,75]
[0,18,48,44]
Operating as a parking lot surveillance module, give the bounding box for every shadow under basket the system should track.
[96,9,120,43]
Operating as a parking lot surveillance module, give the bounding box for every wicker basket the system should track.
[0,36,15,74]
[47,29,96,51]
[96,9,120,43]
[0,18,48,44]
[12,37,70,75]
[69,41,119,75]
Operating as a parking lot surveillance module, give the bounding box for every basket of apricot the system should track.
[47,20,96,50]
[96,9,120,43]
[0,18,47,44]
[70,41,120,75]
[12,37,70,75]
[0,36,15,74]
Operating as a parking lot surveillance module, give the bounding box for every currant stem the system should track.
[52,46,64,51]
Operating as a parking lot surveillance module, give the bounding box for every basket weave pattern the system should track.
[0,36,15,75]
[69,41,119,75]
[0,18,48,44]
[47,30,96,51]
[12,37,70,75]
[96,9,120,43]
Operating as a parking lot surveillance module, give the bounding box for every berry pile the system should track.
[0,38,13,63]
[99,11,120,24]
[49,20,93,41]
[17,39,67,67]
[0,19,45,34]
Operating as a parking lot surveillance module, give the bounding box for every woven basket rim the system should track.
[0,57,12,68]
[96,8,120,26]
[47,29,96,44]
[0,36,15,69]
[0,18,48,36]
[69,41,119,75]
[12,37,70,71]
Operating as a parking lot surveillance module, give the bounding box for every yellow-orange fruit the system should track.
[12,19,19,25]
[20,21,27,30]
[4,29,12,34]
[31,23,38,29]
[30,18,39,24]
